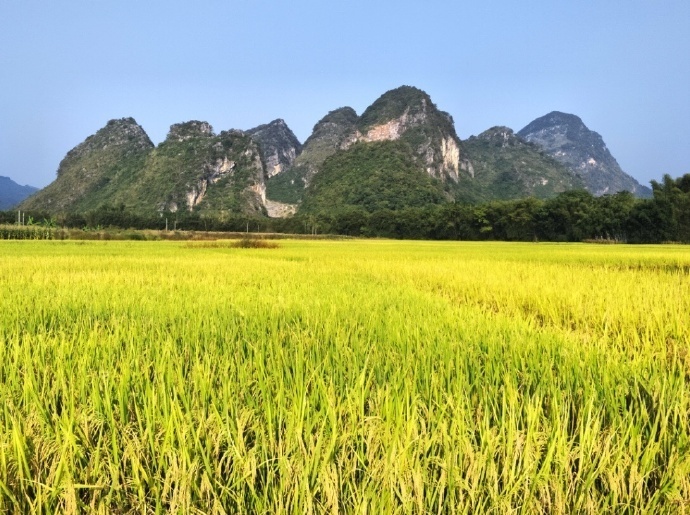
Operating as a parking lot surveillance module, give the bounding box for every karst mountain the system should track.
[18,87,650,217]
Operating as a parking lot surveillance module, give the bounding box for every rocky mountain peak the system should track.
[311,108,359,135]
[474,126,524,147]
[266,119,288,129]
[463,124,584,202]
[156,129,266,214]
[101,117,152,144]
[358,86,431,131]
[264,107,361,204]
[247,118,291,135]
[518,112,651,197]
[300,108,359,165]
[524,111,585,129]
[20,116,269,215]
[518,112,605,154]
[353,86,465,181]
[247,119,302,178]
[265,87,472,205]
[61,118,153,172]
[21,118,155,212]
[166,121,214,142]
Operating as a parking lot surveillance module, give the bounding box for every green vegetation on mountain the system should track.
[462,127,584,201]
[300,107,359,161]
[291,101,581,212]
[357,86,468,182]
[300,141,447,213]
[117,125,265,215]
[19,118,154,213]
[21,85,663,225]
[268,87,468,206]
[358,85,455,136]
[61,151,151,212]
[267,108,358,204]
[21,120,267,216]
[358,86,431,130]
[265,165,309,204]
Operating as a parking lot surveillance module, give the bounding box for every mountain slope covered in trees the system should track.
[299,141,448,213]
[461,126,583,201]
[19,118,154,213]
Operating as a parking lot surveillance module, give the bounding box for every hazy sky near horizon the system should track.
[1,0,688,189]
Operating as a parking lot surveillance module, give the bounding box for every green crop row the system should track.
[0,225,57,240]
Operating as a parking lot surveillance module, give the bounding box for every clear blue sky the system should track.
[1,0,688,189]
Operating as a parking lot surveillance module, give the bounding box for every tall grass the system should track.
[0,240,689,512]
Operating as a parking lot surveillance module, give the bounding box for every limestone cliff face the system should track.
[151,126,266,215]
[264,199,296,218]
[266,87,470,205]
[247,119,302,178]
[358,104,427,142]
[415,133,463,181]
[518,112,651,197]
[355,86,467,182]
[182,154,235,210]
[441,136,463,178]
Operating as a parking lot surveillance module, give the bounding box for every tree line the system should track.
[2,174,688,243]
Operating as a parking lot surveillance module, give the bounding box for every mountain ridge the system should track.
[282,87,585,210]
[17,88,655,217]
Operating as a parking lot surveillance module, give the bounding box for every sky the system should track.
[1,0,689,189]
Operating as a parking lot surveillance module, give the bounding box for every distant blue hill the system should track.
[0,176,39,210]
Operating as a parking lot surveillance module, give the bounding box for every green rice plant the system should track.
[0,240,688,512]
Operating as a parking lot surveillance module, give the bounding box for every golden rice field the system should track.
[1,239,689,513]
